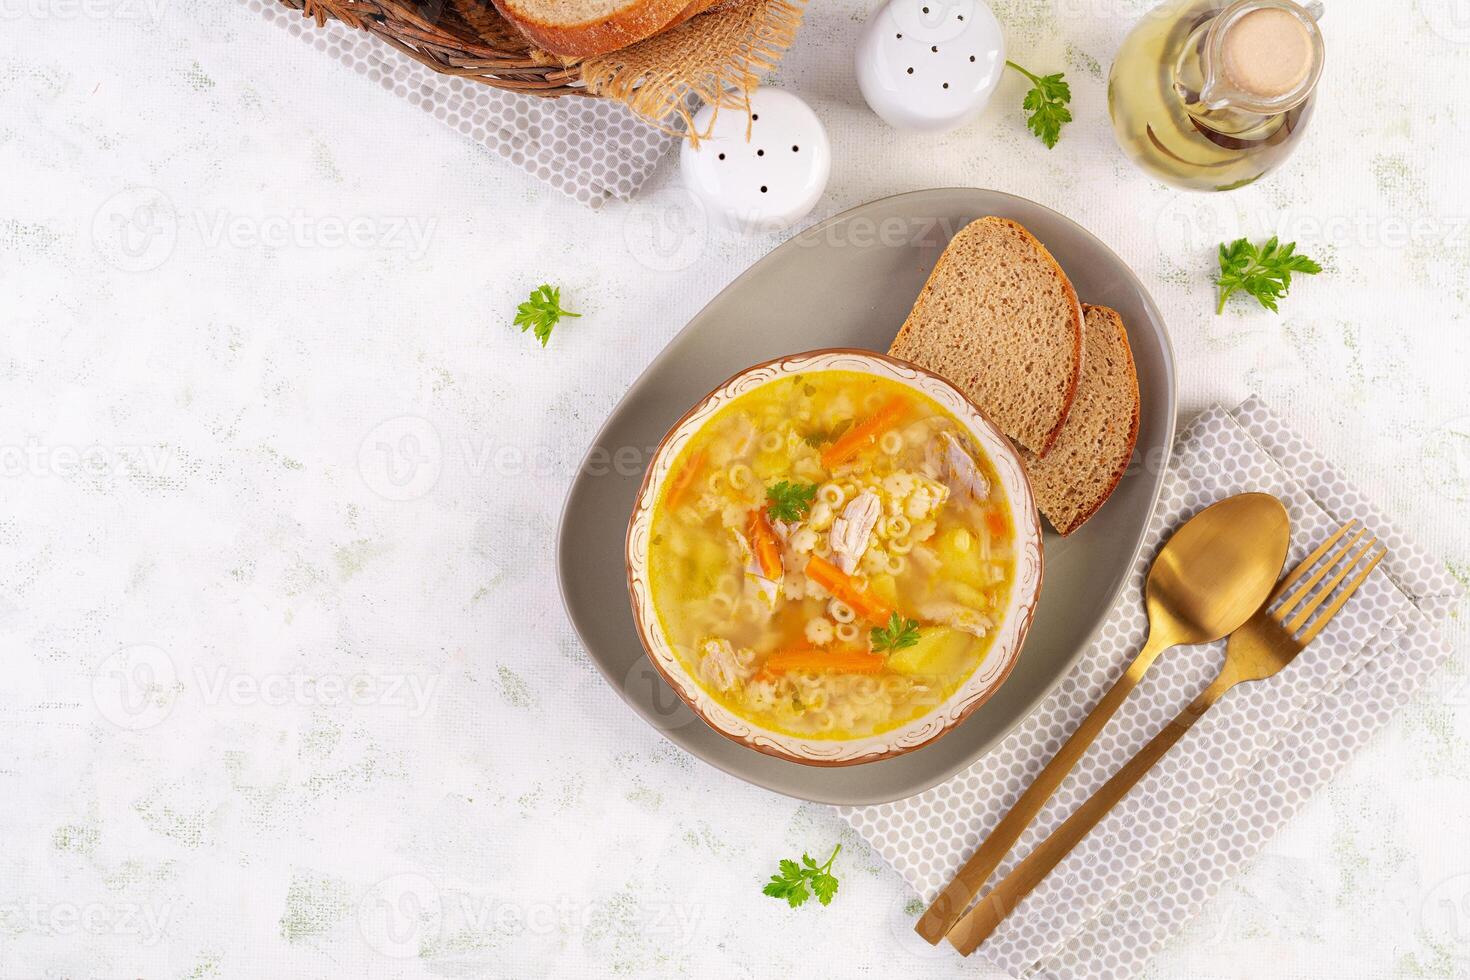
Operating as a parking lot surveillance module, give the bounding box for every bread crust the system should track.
[492,0,719,58]
[665,0,744,28]
[1052,305,1140,536]
[983,217,1083,458]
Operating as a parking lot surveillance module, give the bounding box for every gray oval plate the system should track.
[557,188,1177,806]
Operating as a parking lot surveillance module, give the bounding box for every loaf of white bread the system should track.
[889,217,1140,535]
[492,0,742,58]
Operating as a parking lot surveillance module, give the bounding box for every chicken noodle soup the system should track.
[648,370,1015,740]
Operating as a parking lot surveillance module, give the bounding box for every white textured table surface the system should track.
[4,2,1470,978]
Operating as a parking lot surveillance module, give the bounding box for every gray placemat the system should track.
[243,0,674,208]
[841,396,1464,980]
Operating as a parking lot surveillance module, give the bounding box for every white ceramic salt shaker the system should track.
[680,89,831,235]
[855,0,1007,133]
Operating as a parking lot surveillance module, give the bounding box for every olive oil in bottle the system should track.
[1108,0,1325,191]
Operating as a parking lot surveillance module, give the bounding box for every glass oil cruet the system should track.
[1108,0,1325,191]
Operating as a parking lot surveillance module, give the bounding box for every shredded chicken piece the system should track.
[729,418,759,460]
[926,431,989,503]
[829,491,882,574]
[917,601,995,638]
[698,638,751,692]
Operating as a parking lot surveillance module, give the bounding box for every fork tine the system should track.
[1282,538,1378,633]
[1296,548,1387,644]
[1272,520,1358,602]
[1275,526,1368,620]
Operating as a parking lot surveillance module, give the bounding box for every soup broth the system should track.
[648,370,1015,740]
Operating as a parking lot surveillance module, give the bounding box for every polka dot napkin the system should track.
[840,397,1464,980]
[243,0,672,209]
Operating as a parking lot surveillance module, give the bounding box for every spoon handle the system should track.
[913,630,1174,945]
[945,671,1235,955]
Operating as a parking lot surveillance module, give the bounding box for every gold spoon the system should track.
[915,492,1291,946]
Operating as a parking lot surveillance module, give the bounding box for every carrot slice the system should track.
[986,510,1008,537]
[664,450,706,510]
[758,648,887,679]
[820,395,910,468]
[748,509,784,580]
[805,555,893,625]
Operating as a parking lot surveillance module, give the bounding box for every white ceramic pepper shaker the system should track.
[680,89,832,234]
[856,0,1007,133]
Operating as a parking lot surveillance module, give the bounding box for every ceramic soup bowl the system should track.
[625,349,1043,766]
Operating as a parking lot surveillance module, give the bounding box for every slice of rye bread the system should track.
[492,0,733,58]
[889,217,1083,457]
[1022,305,1140,536]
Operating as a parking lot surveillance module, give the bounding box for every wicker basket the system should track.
[280,0,589,97]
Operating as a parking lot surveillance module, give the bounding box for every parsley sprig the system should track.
[514,284,580,347]
[765,481,818,523]
[871,612,921,654]
[1214,237,1323,314]
[1007,61,1072,149]
[762,844,841,908]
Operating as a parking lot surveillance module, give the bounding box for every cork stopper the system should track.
[1220,7,1315,99]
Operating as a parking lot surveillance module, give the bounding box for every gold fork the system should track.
[946,520,1387,955]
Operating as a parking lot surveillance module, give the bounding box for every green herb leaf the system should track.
[871,612,921,654]
[762,844,841,909]
[1214,237,1322,314]
[513,284,581,347]
[765,481,818,523]
[810,869,839,906]
[804,418,853,449]
[1007,61,1072,148]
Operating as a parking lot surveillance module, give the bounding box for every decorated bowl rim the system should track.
[624,348,1044,767]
